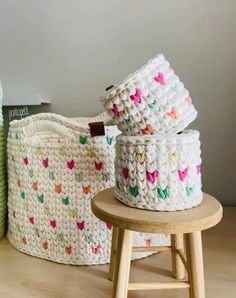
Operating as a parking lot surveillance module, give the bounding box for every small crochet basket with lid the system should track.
[7,112,168,265]
[0,84,7,240]
[101,54,197,136]
[115,130,202,211]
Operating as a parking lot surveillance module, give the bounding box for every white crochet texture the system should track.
[115,130,202,211]
[7,112,168,265]
[101,54,197,135]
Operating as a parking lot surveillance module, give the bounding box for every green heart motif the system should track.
[148,100,160,111]
[62,197,69,206]
[49,172,55,181]
[85,234,93,244]
[186,186,194,196]
[79,136,87,145]
[157,187,169,199]
[106,136,113,145]
[16,224,21,232]
[126,116,135,127]
[116,180,120,189]
[57,233,64,242]
[75,173,83,182]
[102,173,110,182]
[37,194,44,203]
[129,186,139,197]
[28,169,34,178]
[34,228,40,237]
[20,191,25,199]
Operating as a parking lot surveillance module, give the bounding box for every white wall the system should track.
[0,0,235,205]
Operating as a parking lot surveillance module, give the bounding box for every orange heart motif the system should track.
[167,107,177,119]
[32,181,38,191]
[55,184,62,194]
[83,185,90,194]
[42,241,48,250]
[65,246,72,255]
[141,124,153,135]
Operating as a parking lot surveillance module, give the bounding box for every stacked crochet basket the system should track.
[0,84,7,240]
[7,112,168,265]
[101,54,203,211]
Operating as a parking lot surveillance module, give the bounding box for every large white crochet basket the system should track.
[101,54,197,136]
[115,130,202,211]
[7,112,168,265]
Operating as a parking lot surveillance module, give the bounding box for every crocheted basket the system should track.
[115,130,202,211]
[0,84,7,240]
[7,112,168,265]
[101,54,197,136]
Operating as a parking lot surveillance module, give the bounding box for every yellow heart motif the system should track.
[136,152,145,163]
[59,147,65,156]
[87,148,95,158]
[169,151,178,161]
[44,206,50,216]
[69,209,77,218]
[36,147,42,155]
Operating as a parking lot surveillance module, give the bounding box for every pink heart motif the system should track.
[178,168,188,181]
[77,221,84,231]
[111,104,120,117]
[146,170,159,183]
[95,162,103,171]
[106,223,113,230]
[130,88,142,103]
[196,164,201,174]
[154,72,166,85]
[42,158,49,168]
[50,220,57,229]
[23,157,29,165]
[122,167,129,179]
[29,216,34,224]
[12,211,16,218]
[67,160,75,170]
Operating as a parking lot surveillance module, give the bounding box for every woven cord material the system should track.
[7,113,169,265]
[100,54,197,135]
[115,130,203,211]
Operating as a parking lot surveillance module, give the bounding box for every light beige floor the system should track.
[0,207,235,298]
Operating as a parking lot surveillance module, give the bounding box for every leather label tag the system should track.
[89,121,105,137]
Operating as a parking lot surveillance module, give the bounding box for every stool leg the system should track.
[113,229,133,298]
[171,234,185,280]
[186,232,205,298]
[109,226,119,281]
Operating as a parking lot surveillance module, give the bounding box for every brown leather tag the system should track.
[89,121,105,137]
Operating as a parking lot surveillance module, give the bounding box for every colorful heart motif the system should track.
[12,211,16,218]
[136,152,145,163]
[92,245,100,254]
[59,147,65,156]
[154,72,166,85]
[130,88,142,103]
[29,216,35,224]
[42,158,49,168]
[196,164,201,174]
[37,194,44,203]
[148,100,160,111]
[79,136,87,145]
[122,167,129,179]
[20,191,25,199]
[50,220,57,229]
[34,228,40,237]
[83,185,90,194]
[28,169,34,178]
[57,233,64,242]
[36,147,42,155]
[32,181,38,191]
[17,179,21,187]
[126,116,135,127]
[169,152,178,161]
[76,220,84,230]
[87,148,95,158]
[157,187,169,199]
[49,172,55,181]
[67,160,75,170]
[106,136,113,145]
[186,186,194,196]
[106,223,113,230]
[85,234,93,244]
[116,180,120,189]
[75,173,83,182]
[95,162,103,171]
[167,107,177,118]
[102,172,110,182]
[42,241,48,249]
[65,246,72,255]
[141,124,153,135]
[69,208,77,218]
[145,238,152,246]
[21,237,27,245]
[111,104,120,117]
[23,157,29,165]
[44,206,50,215]
[129,186,139,197]
[146,170,159,183]
[55,184,62,194]
[62,197,69,206]
[178,168,188,181]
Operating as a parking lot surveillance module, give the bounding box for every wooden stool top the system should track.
[92,188,223,234]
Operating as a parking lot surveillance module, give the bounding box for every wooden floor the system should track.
[0,207,235,298]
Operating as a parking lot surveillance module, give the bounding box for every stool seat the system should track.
[92,187,223,234]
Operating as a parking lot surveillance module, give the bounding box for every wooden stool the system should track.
[92,187,223,298]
